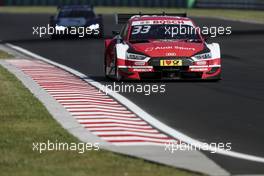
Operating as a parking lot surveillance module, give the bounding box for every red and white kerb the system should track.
[8,59,177,146]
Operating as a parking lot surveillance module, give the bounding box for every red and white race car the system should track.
[104,13,221,80]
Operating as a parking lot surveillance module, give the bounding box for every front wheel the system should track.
[104,56,111,79]
[114,67,123,81]
[113,52,123,81]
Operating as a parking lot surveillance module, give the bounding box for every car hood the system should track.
[131,40,205,57]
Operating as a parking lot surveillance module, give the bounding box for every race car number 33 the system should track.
[160,60,182,66]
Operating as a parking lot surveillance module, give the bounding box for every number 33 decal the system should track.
[132,25,151,35]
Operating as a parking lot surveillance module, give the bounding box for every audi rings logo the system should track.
[166,52,177,56]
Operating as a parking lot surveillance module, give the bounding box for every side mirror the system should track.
[115,35,123,43]
[112,30,120,36]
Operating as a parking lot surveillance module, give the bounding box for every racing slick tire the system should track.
[113,50,123,81]
[104,56,111,80]
[104,49,123,81]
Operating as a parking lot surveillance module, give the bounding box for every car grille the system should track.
[139,57,203,79]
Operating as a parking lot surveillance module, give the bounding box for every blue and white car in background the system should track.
[50,5,103,38]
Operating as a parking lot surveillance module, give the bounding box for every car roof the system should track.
[59,5,93,11]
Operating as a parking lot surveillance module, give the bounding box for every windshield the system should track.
[59,10,95,18]
[129,24,201,42]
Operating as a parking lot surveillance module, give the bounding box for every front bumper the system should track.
[117,58,221,80]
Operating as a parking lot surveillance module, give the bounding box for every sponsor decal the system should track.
[132,20,193,26]
[144,46,195,52]
[160,60,182,66]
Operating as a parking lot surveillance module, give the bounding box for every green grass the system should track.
[0,50,13,59]
[0,63,200,176]
[0,6,56,14]
[0,6,264,23]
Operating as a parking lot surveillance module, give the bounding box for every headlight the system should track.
[55,25,66,31]
[126,53,146,60]
[194,52,212,60]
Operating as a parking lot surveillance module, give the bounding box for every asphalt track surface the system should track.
[1,13,264,175]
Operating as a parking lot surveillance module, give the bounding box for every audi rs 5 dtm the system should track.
[104,13,221,80]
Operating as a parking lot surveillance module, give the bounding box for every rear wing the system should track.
[115,13,187,24]
[57,5,93,10]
